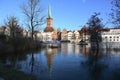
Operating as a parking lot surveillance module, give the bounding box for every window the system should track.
[105,36,107,38]
[110,39,112,42]
[110,36,112,38]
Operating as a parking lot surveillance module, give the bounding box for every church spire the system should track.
[48,5,52,18]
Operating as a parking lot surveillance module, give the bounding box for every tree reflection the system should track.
[81,47,108,80]
[0,52,27,67]
[29,52,34,73]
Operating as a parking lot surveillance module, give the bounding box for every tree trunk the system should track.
[32,26,34,40]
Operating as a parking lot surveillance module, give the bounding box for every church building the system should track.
[44,5,54,32]
[41,5,58,41]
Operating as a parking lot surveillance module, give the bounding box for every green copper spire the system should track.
[48,5,52,18]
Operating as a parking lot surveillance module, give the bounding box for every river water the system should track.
[0,43,120,80]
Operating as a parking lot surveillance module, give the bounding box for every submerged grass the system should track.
[0,63,36,80]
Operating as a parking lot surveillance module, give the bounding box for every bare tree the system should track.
[87,12,104,49]
[110,0,120,27]
[21,0,45,39]
[5,16,21,39]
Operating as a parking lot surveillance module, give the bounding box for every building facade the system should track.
[74,30,80,43]
[67,31,74,41]
[100,28,120,48]
[101,28,120,42]
[61,28,68,41]
[44,5,54,32]
[43,5,58,41]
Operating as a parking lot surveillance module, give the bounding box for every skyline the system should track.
[0,0,113,31]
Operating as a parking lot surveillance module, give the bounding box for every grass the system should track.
[0,63,36,80]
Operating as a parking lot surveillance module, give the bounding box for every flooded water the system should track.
[0,43,120,80]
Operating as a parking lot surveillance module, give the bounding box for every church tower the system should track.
[44,5,54,32]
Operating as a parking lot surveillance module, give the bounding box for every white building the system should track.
[67,31,73,41]
[101,28,120,48]
[74,30,80,43]
[61,29,68,41]
[27,30,32,38]
[0,26,10,36]
[4,27,10,36]
[101,28,120,42]
[41,32,53,42]
[34,32,42,41]
[22,30,28,37]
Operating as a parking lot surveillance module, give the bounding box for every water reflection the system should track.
[0,43,120,80]
[61,43,80,56]
[81,45,90,57]
[81,47,106,80]
[45,48,59,78]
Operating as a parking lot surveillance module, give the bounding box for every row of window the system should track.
[110,39,119,42]
[105,36,119,38]
[104,38,119,42]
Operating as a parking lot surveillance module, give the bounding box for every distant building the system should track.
[22,30,28,38]
[41,32,52,42]
[0,26,5,35]
[101,28,120,42]
[44,5,54,32]
[74,30,80,43]
[27,30,32,38]
[67,31,74,41]
[0,26,11,36]
[52,29,58,40]
[61,28,68,41]
[43,5,58,41]
[81,26,90,42]
[100,28,120,48]
[34,31,42,41]
[4,27,10,36]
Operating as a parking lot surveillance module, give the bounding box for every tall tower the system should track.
[47,5,52,27]
[44,5,54,32]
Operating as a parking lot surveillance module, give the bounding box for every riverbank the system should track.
[0,63,36,80]
[0,37,43,54]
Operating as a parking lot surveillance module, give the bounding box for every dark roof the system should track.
[44,27,54,32]
[101,28,110,31]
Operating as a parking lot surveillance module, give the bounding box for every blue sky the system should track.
[0,0,112,31]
